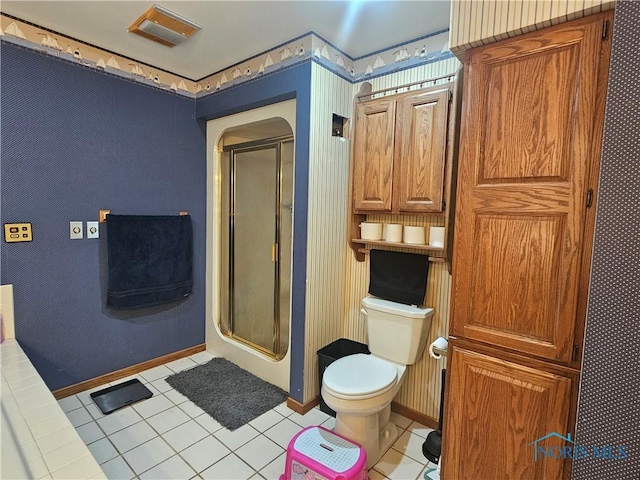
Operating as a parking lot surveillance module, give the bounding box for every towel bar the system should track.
[99,210,188,223]
[356,247,445,263]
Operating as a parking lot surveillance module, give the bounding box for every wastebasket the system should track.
[317,338,370,417]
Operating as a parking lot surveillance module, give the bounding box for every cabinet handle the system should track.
[586,189,594,208]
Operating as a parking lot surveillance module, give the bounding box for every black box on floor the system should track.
[317,338,370,417]
[90,379,153,414]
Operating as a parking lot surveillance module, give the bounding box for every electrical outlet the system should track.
[70,221,83,239]
[87,221,99,239]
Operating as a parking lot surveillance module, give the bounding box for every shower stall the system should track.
[206,101,295,391]
[219,136,293,359]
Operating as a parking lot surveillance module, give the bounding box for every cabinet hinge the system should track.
[586,189,594,208]
[442,200,446,210]
[448,90,453,102]
[602,20,609,40]
[572,344,580,362]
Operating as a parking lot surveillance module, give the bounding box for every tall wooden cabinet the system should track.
[446,344,574,479]
[443,12,612,479]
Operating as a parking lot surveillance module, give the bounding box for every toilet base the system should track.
[333,404,399,469]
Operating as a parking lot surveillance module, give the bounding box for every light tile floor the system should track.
[60,352,440,480]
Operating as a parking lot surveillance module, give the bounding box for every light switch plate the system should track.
[70,221,83,239]
[4,223,33,243]
[87,221,99,239]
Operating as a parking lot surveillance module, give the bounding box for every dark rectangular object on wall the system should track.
[91,379,153,414]
[106,214,193,309]
[369,249,429,305]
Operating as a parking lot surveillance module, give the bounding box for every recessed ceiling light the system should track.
[128,4,201,48]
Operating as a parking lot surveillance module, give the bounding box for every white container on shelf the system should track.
[384,224,403,243]
[403,226,425,245]
[360,222,383,240]
[428,226,445,247]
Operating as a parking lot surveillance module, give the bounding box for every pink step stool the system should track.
[280,425,368,480]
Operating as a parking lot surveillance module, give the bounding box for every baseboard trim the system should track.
[391,402,439,430]
[287,396,319,415]
[52,344,206,399]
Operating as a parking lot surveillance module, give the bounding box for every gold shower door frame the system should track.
[220,136,293,360]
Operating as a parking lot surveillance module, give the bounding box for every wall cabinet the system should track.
[352,99,396,212]
[348,79,461,263]
[352,86,450,214]
[443,11,612,479]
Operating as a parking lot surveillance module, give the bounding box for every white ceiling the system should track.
[1,1,451,80]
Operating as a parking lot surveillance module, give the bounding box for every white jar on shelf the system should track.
[360,222,382,240]
[403,226,425,245]
[384,224,403,243]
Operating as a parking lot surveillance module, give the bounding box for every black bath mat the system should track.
[91,379,153,414]
[165,357,288,431]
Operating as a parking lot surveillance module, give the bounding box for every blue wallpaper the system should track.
[197,62,312,402]
[0,44,312,401]
[0,44,207,390]
[574,2,640,478]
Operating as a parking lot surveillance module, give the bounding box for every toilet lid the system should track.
[323,354,398,396]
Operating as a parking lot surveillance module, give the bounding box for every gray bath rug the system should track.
[165,357,288,431]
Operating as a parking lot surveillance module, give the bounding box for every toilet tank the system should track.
[362,296,434,365]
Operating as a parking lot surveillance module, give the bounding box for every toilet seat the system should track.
[323,354,398,399]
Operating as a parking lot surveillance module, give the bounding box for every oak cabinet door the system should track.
[394,88,449,213]
[451,16,608,362]
[353,100,396,212]
[442,346,572,480]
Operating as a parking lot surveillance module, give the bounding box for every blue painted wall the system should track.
[0,44,207,390]
[0,44,312,400]
[197,62,312,403]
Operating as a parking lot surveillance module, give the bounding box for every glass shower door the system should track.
[231,146,278,352]
[220,135,292,359]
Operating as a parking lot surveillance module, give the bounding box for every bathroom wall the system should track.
[0,43,207,391]
[449,0,615,58]
[198,57,461,409]
[0,14,195,96]
[573,1,640,477]
[298,57,462,411]
[197,62,312,403]
[341,57,461,422]
[301,63,353,403]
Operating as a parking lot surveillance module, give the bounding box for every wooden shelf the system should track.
[352,238,445,252]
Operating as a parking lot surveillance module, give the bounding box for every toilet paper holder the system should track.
[429,337,448,359]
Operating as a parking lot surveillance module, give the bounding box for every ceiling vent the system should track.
[128,4,201,47]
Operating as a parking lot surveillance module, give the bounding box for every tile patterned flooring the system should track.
[60,352,440,480]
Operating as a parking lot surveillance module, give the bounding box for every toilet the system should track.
[321,295,434,468]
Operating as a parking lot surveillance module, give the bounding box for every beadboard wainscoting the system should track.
[301,64,353,404]
[339,59,460,422]
[449,0,615,59]
[300,58,461,419]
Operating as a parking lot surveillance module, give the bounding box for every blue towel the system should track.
[106,215,193,309]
